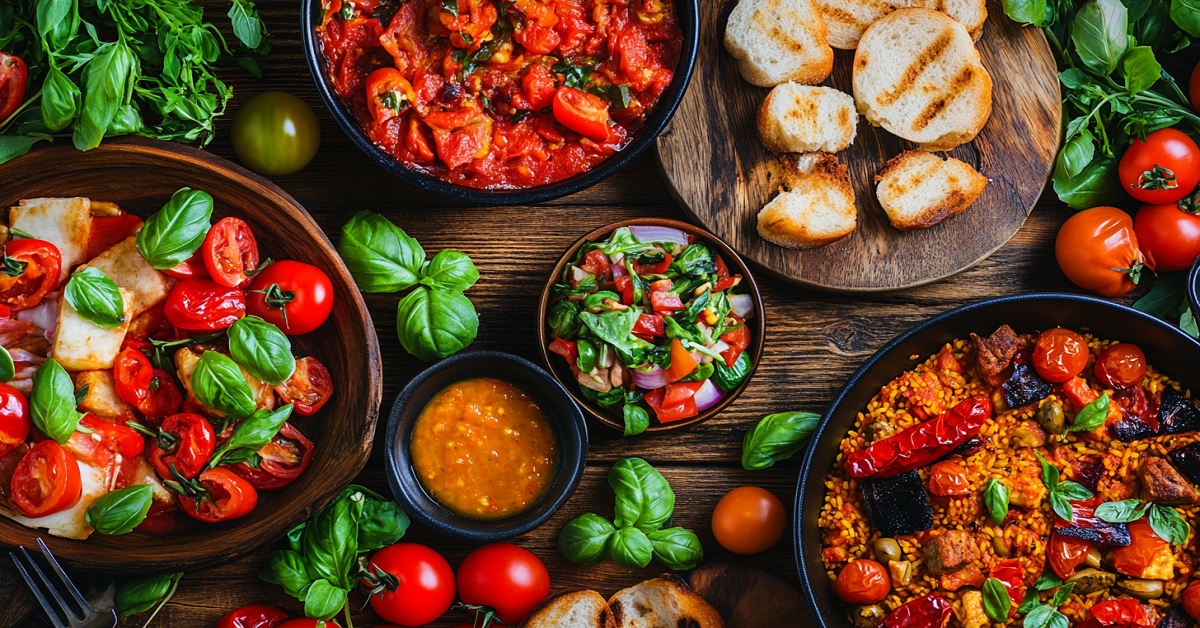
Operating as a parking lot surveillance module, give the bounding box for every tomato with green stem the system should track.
[11,440,81,517]
[0,383,29,459]
[246,260,333,335]
[1134,201,1200,271]
[1055,206,1148,297]
[141,413,216,480]
[203,217,261,288]
[363,543,456,627]
[231,91,321,177]
[457,543,551,626]
[0,52,27,123]
[1119,129,1200,204]
[172,466,258,523]
[552,87,611,141]
[138,369,184,417]
[0,239,61,310]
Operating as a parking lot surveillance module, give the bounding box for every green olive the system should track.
[1116,579,1164,599]
[231,91,321,176]
[1066,568,1116,594]
[992,535,1011,558]
[849,605,886,628]
[1085,546,1102,569]
[873,537,902,564]
[1036,400,1066,434]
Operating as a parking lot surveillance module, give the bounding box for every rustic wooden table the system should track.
[0,1,1090,626]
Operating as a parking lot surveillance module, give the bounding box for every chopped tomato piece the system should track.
[552,87,611,141]
[635,253,672,276]
[633,313,665,337]
[580,250,611,279]
[522,64,557,111]
[654,396,698,423]
[720,318,750,367]
[650,291,683,313]
[549,338,579,365]
[615,276,635,305]
[650,279,673,292]
[86,214,144,260]
[664,338,697,382]
[662,381,703,406]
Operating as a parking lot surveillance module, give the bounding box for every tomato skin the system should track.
[246,261,334,335]
[1048,531,1091,579]
[365,67,416,123]
[719,317,750,367]
[1184,580,1200,622]
[835,560,891,604]
[231,91,321,177]
[0,383,30,459]
[217,604,288,628]
[79,415,144,458]
[711,486,786,554]
[163,248,210,280]
[365,543,456,627]
[177,467,259,523]
[148,413,216,480]
[164,279,247,330]
[86,214,143,260]
[552,87,611,141]
[277,621,340,628]
[457,543,551,625]
[274,357,335,416]
[0,52,28,122]
[11,440,82,518]
[1119,129,1200,204]
[114,347,154,406]
[203,217,260,288]
[1112,518,1167,578]
[1032,328,1089,383]
[139,369,184,417]
[663,338,697,383]
[928,456,971,496]
[1094,343,1146,389]
[1055,207,1146,297]
[1133,202,1200,271]
[230,422,314,490]
[0,239,62,310]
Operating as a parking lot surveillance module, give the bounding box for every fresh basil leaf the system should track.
[1051,582,1075,607]
[1094,498,1149,523]
[1134,272,1187,320]
[41,62,80,131]
[1072,0,1129,76]
[419,249,479,291]
[1054,128,1095,182]
[1050,492,1073,522]
[712,351,752,392]
[1025,605,1057,628]
[1057,481,1093,501]
[228,316,295,385]
[74,40,133,150]
[623,403,650,437]
[304,486,365,589]
[1018,589,1040,614]
[136,188,214,269]
[1148,504,1191,544]
[115,573,182,617]
[648,527,704,571]
[1035,573,1064,590]
[0,136,44,165]
[86,485,153,535]
[211,404,293,467]
[191,351,257,419]
[677,361,715,383]
[985,478,1011,525]
[601,227,654,256]
[65,267,125,328]
[0,346,13,383]
[396,286,478,362]
[558,513,616,565]
[742,412,819,470]
[31,358,82,444]
[552,275,597,296]
[1035,451,1060,490]
[338,211,424,293]
[1122,46,1161,94]
[260,549,312,600]
[580,309,640,351]
[983,577,1012,623]
[609,526,653,569]
[228,0,266,49]
[356,488,410,552]
[583,290,622,311]
[1004,0,1048,25]
[1171,0,1200,36]
[608,458,675,533]
[303,580,348,621]
[1053,157,1128,210]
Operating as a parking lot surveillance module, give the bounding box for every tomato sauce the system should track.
[318,0,684,189]
[410,378,558,519]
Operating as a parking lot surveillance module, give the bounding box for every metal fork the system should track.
[9,538,117,628]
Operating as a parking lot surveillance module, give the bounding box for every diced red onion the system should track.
[730,294,755,319]
[612,260,627,278]
[694,380,724,411]
[630,226,688,247]
[632,365,670,389]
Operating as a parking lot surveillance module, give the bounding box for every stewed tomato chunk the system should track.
[0,239,61,311]
[11,440,82,518]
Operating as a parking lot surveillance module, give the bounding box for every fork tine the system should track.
[36,538,91,615]
[10,551,68,628]
[19,546,80,623]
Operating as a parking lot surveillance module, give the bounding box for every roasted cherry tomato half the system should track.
[365,67,417,123]
[0,239,62,311]
[928,456,971,496]
[203,217,260,289]
[274,357,334,416]
[1032,328,1089,383]
[246,260,333,335]
[1133,202,1200,272]
[230,422,314,491]
[0,52,28,123]
[79,414,144,458]
[114,347,154,406]
[176,467,258,523]
[139,369,184,417]
[11,440,82,518]
[552,87,611,141]
[1055,206,1146,297]
[164,278,247,330]
[1119,129,1200,204]
[217,604,288,628]
[1094,343,1146,389]
[147,412,216,480]
[163,248,210,280]
[364,543,456,627]
[711,486,786,554]
[457,543,551,625]
[1112,518,1168,578]
[835,559,891,604]
[1048,531,1091,579]
[0,382,30,460]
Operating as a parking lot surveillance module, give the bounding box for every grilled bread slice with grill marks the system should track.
[724,0,834,87]
[852,8,992,151]
[756,152,857,249]
[609,575,725,628]
[814,0,986,49]
[757,83,858,153]
[875,149,987,230]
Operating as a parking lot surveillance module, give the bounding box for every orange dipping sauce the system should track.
[410,378,559,520]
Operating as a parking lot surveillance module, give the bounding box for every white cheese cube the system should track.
[79,236,172,318]
[51,288,134,371]
[75,370,134,418]
[9,198,93,285]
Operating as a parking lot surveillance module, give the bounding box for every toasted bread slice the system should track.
[521,590,616,628]
[852,8,992,151]
[875,149,987,229]
[724,0,834,87]
[609,575,725,628]
[756,153,856,249]
[814,0,986,49]
[757,83,858,153]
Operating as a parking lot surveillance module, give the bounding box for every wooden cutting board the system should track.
[689,563,810,628]
[656,4,1061,292]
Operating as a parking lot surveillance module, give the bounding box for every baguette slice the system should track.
[757,153,857,249]
[875,149,987,230]
[814,0,986,49]
[852,8,992,151]
[724,0,834,87]
[609,575,725,628]
[757,83,858,154]
[521,590,616,628]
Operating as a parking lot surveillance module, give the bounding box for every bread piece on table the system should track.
[609,575,725,628]
[756,153,857,249]
[521,590,616,628]
[875,149,987,230]
[757,83,858,154]
[814,0,986,49]
[852,8,992,151]
[724,0,834,87]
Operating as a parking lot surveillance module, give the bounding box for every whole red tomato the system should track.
[246,260,333,335]
[217,604,288,628]
[364,543,456,627]
[0,52,27,122]
[1184,580,1200,622]
[1094,343,1146,389]
[1119,129,1200,204]
[0,382,30,459]
[834,559,891,604]
[457,543,551,625]
[1055,207,1148,297]
[1134,202,1200,271]
[1032,328,1089,383]
[164,278,246,330]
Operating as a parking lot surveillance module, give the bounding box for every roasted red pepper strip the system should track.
[988,559,1025,618]
[1080,599,1155,628]
[879,594,952,628]
[843,395,992,479]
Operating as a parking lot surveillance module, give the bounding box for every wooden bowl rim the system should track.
[535,217,766,432]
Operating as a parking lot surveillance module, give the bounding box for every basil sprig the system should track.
[610,457,675,532]
[228,316,295,385]
[86,485,153,535]
[191,351,256,419]
[31,358,83,444]
[983,577,1012,624]
[742,412,820,470]
[1067,393,1109,432]
[337,211,425,293]
[115,573,183,618]
[209,404,293,467]
[0,345,14,383]
[1096,498,1191,544]
[1022,583,1075,628]
[418,249,479,292]
[136,188,214,269]
[396,286,479,362]
[985,478,1012,525]
[65,267,125,328]
[1035,452,1093,521]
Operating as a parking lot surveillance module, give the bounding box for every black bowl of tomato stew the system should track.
[301,0,698,204]
[385,351,587,540]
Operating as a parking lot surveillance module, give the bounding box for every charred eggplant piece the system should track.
[1055,499,1131,546]
[859,470,934,537]
[1159,606,1194,628]
[1113,415,1159,442]
[1158,386,1200,436]
[1169,442,1200,484]
[1002,363,1052,409]
[949,437,985,458]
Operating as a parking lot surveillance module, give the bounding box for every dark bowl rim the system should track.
[299,0,701,205]
[534,217,767,432]
[384,350,588,540]
[792,292,1200,628]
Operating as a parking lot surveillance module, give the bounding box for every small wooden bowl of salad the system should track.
[537,219,765,434]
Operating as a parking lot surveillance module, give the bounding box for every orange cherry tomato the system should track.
[711,486,786,555]
[1183,580,1200,622]
[835,559,891,604]
[1112,519,1168,578]
[1032,328,1089,383]
[1048,531,1091,579]
[365,68,417,123]
[928,456,971,496]
[1055,206,1147,297]
[552,87,611,141]
[1094,343,1146,389]
[11,440,82,518]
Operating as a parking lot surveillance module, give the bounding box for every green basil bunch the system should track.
[741,411,820,470]
[558,457,703,571]
[338,211,480,362]
[64,267,125,328]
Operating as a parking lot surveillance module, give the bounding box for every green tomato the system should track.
[231,91,321,176]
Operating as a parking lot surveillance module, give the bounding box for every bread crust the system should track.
[519,590,616,628]
[724,0,835,87]
[874,149,987,229]
[814,0,986,49]
[756,152,857,249]
[608,575,726,628]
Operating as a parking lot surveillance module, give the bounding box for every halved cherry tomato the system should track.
[1032,328,1088,383]
[835,560,891,604]
[664,338,697,382]
[552,87,611,141]
[164,278,247,330]
[217,604,288,628]
[548,338,579,364]
[85,214,143,260]
[366,68,417,123]
[147,413,216,480]
[0,239,62,310]
[11,440,81,518]
[0,383,29,459]
[274,357,334,416]
[1119,129,1200,204]
[114,348,154,406]
[246,260,333,336]
[80,415,144,458]
[720,318,750,367]
[139,369,183,418]
[1048,531,1092,579]
[663,381,703,406]
[1055,207,1147,297]
[230,423,314,491]
[1112,518,1168,578]
[163,248,210,280]
[633,313,665,338]
[176,466,258,523]
[1094,343,1146,389]
[203,217,260,289]
[928,456,971,496]
[0,52,28,123]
